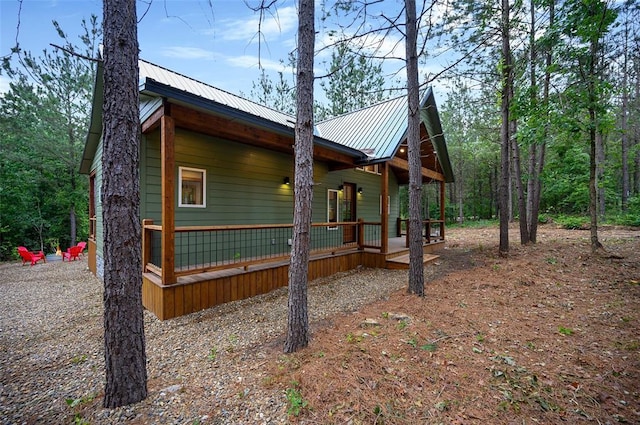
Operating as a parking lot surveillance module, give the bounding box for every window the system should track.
[179,166,206,208]
[357,164,381,175]
[327,189,339,229]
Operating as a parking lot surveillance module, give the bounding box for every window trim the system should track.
[356,164,381,175]
[327,189,339,230]
[178,166,206,208]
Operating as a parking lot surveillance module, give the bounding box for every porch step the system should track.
[386,253,440,270]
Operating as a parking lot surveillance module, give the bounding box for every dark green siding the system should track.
[138,128,402,268]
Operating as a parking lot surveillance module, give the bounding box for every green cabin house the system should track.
[81,59,454,320]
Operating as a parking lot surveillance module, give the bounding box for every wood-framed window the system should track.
[327,189,339,229]
[179,166,206,208]
[357,164,381,175]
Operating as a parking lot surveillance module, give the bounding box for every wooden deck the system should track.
[385,253,440,270]
[142,237,445,320]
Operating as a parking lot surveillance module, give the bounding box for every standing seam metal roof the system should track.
[137,59,451,181]
[83,59,453,182]
[139,59,296,130]
[138,59,408,161]
[315,96,409,160]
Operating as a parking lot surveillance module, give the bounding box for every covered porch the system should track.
[140,219,445,320]
[136,97,450,320]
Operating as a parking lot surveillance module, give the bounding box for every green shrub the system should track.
[606,213,640,227]
[285,382,309,416]
[554,215,588,230]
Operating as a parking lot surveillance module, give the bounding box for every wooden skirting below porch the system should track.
[88,240,97,274]
[142,239,445,320]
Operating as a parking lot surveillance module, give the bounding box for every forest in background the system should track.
[1,0,639,262]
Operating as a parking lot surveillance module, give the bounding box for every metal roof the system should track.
[139,60,295,129]
[82,59,453,182]
[316,96,408,160]
[315,87,454,183]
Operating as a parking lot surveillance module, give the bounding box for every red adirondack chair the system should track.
[62,245,83,262]
[77,241,87,256]
[17,246,46,266]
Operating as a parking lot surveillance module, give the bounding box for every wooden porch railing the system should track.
[142,219,382,281]
[396,218,445,247]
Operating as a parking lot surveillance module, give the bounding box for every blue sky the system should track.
[0,0,448,102]
[0,0,303,95]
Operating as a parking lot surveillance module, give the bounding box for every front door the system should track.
[342,183,357,243]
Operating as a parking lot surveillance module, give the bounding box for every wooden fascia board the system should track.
[168,103,357,167]
[141,104,165,133]
[388,157,445,182]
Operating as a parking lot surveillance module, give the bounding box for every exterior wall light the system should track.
[283,176,290,185]
[358,187,363,194]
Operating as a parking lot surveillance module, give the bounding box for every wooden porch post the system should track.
[141,219,153,272]
[381,162,389,253]
[440,180,446,240]
[161,114,176,284]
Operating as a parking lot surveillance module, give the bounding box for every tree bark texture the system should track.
[635,62,640,195]
[405,0,424,296]
[284,0,314,353]
[620,20,629,211]
[528,0,553,244]
[510,111,529,244]
[589,107,603,252]
[499,0,512,255]
[102,0,147,407]
[526,0,537,231]
[587,20,602,252]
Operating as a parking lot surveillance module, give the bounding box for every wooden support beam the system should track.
[161,115,176,284]
[142,219,153,273]
[141,105,165,133]
[440,180,446,240]
[381,162,389,254]
[389,157,444,182]
[168,103,357,167]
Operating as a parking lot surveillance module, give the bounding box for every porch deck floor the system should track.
[385,253,440,270]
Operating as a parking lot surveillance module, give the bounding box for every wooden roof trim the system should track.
[149,102,358,167]
[141,103,165,133]
[388,157,445,182]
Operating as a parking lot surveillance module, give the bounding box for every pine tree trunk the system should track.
[635,65,640,195]
[526,0,537,241]
[511,124,529,244]
[458,175,464,225]
[405,0,424,296]
[499,0,512,255]
[529,0,553,244]
[589,109,603,252]
[620,23,629,211]
[102,0,147,407]
[70,206,77,246]
[588,33,602,252]
[596,130,605,220]
[284,0,314,353]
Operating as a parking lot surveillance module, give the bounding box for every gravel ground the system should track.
[0,256,412,424]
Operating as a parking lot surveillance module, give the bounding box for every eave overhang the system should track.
[79,61,104,175]
[140,79,368,167]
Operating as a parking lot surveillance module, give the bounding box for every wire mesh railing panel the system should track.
[362,222,382,248]
[144,221,385,276]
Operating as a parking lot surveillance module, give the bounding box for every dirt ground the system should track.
[265,224,640,424]
[4,223,637,424]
